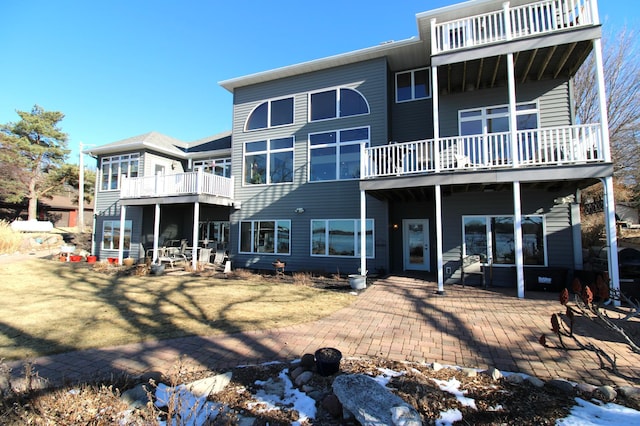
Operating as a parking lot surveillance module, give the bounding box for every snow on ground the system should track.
[154,363,640,426]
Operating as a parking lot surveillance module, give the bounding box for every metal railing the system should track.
[363,123,603,178]
[432,0,595,54]
[120,170,234,199]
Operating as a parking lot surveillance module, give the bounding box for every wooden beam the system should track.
[520,48,538,83]
[490,55,501,88]
[554,42,577,78]
[476,57,484,90]
[536,45,557,80]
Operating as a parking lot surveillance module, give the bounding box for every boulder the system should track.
[333,374,421,426]
[185,372,232,398]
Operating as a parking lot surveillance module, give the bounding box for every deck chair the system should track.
[211,250,227,271]
[158,240,189,269]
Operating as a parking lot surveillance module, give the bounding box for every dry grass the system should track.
[0,221,24,255]
[0,258,355,360]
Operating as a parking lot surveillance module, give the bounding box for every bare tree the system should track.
[573,27,640,196]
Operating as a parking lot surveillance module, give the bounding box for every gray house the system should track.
[87,0,621,299]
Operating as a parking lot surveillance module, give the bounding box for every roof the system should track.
[84,130,232,159]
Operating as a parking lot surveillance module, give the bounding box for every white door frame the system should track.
[402,219,430,271]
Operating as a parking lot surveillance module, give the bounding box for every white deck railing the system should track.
[364,123,603,178]
[433,0,595,54]
[120,170,234,199]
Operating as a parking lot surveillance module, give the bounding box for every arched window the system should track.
[309,87,369,121]
[245,97,294,131]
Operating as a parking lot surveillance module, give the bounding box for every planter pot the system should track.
[150,264,165,276]
[123,258,135,267]
[348,274,366,290]
[107,257,118,265]
[86,255,97,264]
[69,255,82,262]
[315,347,342,376]
[59,255,67,262]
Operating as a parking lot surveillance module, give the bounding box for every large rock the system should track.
[185,372,232,398]
[333,374,421,426]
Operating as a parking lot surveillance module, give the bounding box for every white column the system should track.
[432,64,441,172]
[571,200,584,270]
[435,184,444,294]
[507,52,519,168]
[593,37,611,161]
[360,189,367,276]
[118,204,126,265]
[513,182,524,298]
[603,176,620,305]
[153,203,160,262]
[192,201,200,271]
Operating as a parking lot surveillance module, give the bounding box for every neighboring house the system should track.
[87,0,622,298]
[0,191,93,228]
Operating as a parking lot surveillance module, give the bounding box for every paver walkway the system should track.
[8,275,640,389]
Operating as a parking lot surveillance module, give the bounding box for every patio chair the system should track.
[158,240,189,269]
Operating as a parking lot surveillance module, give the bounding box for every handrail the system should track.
[363,123,603,178]
[121,171,234,199]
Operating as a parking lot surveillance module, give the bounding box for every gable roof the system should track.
[85,130,232,159]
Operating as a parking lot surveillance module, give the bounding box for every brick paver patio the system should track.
[8,275,640,389]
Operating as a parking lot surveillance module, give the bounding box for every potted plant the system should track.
[86,255,97,263]
[123,257,135,267]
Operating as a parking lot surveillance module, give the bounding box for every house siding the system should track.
[229,58,390,273]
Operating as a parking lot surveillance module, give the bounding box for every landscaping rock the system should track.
[547,379,574,394]
[618,386,640,400]
[290,366,305,380]
[576,383,597,395]
[333,374,421,426]
[322,394,343,418]
[300,353,316,370]
[295,371,313,387]
[121,383,150,409]
[461,368,477,377]
[185,372,232,398]
[595,385,617,402]
[432,362,444,372]
[483,367,503,381]
[505,374,524,385]
[526,376,545,388]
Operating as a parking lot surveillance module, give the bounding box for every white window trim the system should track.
[242,136,295,186]
[395,67,432,103]
[307,126,370,183]
[307,86,370,122]
[461,214,547,267]
[244,96,295,132]
[458,101,539,135]
[99,153,140,192]
[238,219,291,255]
[310,218,375,258]
[193,157,232,178]
[101,219,132,251]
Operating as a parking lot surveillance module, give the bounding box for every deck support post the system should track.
[192,201,200,271]
[435,184,445,294]
[513,181,524,298]
[360,189,367,277]
[118,204,126,264]
[152,203,160,263]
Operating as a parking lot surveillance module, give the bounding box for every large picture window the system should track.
[396,68,431,102]
[311,219,374,258]
[102,220,132,251]
[100,154,140,191]
[245,97,294,131]
[199,221,230,245]
[239,220,291,255]
[309,87,369,121]
[463,215,546,266]
[244,137,294,185]
[309,127,368,182]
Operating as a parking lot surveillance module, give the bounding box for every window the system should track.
[396,68,431,102]
[244,137,294,185]
[311,219,374,258]
[309,87,369,121]
[245,97,294,131]
[100,154,140,191]
[463,215,546,266]
[239,220,290,255]
[102,220,132,250]
[199,221,230,244]
[309,127,369,181]
[459,102,539,163]
[193,158,232,178]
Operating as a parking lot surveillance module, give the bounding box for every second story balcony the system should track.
[363,123,605,179]
[120,170,234,202]
[431,0,596,55]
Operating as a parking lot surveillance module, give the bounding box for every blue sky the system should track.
[0,0,635,166]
